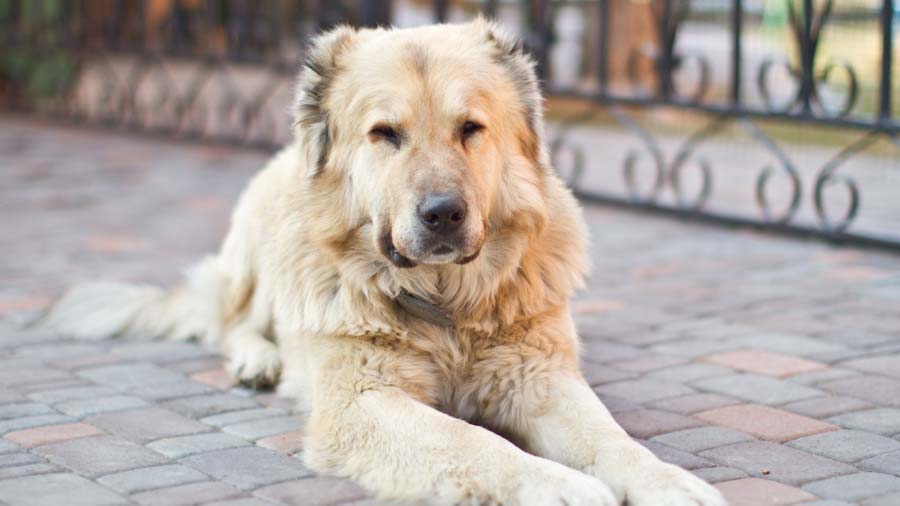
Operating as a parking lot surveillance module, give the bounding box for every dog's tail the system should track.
[39,257,229,344]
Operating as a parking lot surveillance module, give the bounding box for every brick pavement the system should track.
[1,116,899,505]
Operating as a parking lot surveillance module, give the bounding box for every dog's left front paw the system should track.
[624,463,727,506]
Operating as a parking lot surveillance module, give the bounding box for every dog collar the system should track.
[395,290,454,328]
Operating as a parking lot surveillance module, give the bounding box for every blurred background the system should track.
[1,0,898,248]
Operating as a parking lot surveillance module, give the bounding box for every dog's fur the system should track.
[44,20,726,506]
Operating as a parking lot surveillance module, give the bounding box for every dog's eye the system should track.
[369,125,401,148]
[461,121,484,142]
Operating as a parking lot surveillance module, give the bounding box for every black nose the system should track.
[418,193,467,234]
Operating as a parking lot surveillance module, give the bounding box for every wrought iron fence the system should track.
[1,0,897,251]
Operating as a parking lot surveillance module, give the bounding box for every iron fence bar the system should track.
[434,0,448,23]
[484,0,497,18]
[549,90,899,133]
[800,0,814,114]
[730,0,743,107]
[573,190,900,253]
[597,0,609,94]
[880,0,894,120]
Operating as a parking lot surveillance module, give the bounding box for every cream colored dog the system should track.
[45,19,726,506]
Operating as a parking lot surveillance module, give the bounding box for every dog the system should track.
[44,19,727,506]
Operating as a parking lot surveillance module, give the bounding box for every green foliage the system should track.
[0,0,76,99]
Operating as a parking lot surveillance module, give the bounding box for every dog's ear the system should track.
[293,25,357,176]
[477,18,545,166]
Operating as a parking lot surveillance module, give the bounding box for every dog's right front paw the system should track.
[515,463,617,506]
[227,341,282,389]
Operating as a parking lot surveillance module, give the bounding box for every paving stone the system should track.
[582,341,644,363]
[78,363,185,390]
[828,409,900,436]
[859,450,900,475]
[788,368,860,386]
[0,473,127,506]
[651,427,755,453]
[0,452,44,468]
[613,355,688,373]
[649,339,741,359]
[97,464,209,494]
[715,477,817,506]
[691,466,749,484]
[130,380,214,401]
[190,369,236,390]
[782,396,874,419]
[802,472,900,502]
[693,374,824,405]
[641,440,713,470]
[56,395,149,417]
[821,376,900,408]
[86,407,213,443]
[3,422,102,448]
[0,402,56,420]
[205,499,274,506]
[0,462,60,480]
[702,349,827,378]
[700,441,857,485]
[696,404,839,442]
[0,389,25,406]
[45,353,130,372]
[648,363,734,383]
[167,357,225,375]
[34,434,167,477]
[611,409,705,439]
[254,476,369,506]
[180,447,312,490]
[648,393,741,415]
[222,415,304,441]
[147,432,251,459]
[256,430,304,455]
[594,394,641,414]
[594,378,695,404]
[788,430,900,463]
[132,481,245,506]
[580,363,637,386]
[0,415,74,435]
[0,439,19,453]
[862,491,900,506]
[254,393,295,411]
[109,341,216,363]
[27,386,118,404]
[0,367,71,388]
[842,355,900,380]
[200,408,288,428]
[729,333,849,361]
[161,393,259,419]
[13,377,94,395]
[15,343,105,360]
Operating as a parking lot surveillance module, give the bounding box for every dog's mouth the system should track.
[379,233,480,269]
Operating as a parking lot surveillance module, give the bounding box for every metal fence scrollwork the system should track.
[1,0,898,251]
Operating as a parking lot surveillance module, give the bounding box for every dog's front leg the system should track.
[301,341,617,506]
[515,372,727,506]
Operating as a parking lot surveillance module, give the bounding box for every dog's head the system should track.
[294,20,547,269]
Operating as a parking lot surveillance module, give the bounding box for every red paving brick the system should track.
[4,423,102,448]
[701,350,827,378]
[715,478,817,506]
[190,368,236,390]
[255,431,304,455]
[696,404,839,442]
